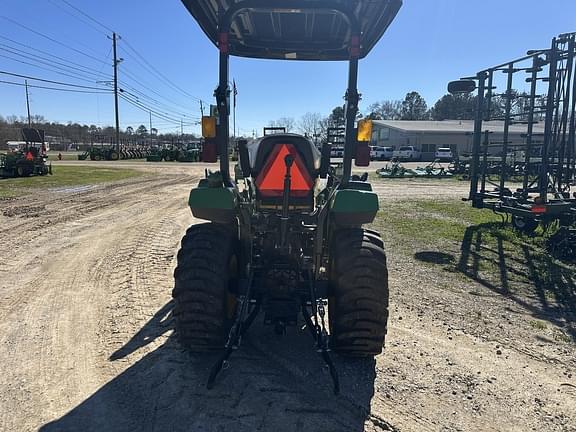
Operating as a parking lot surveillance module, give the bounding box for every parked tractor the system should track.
[77,146,120,161]
[146,144,201,162]
[0,128,51,178]
[173,0,402,393]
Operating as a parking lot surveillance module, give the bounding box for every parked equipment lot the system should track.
[0,161,573,432]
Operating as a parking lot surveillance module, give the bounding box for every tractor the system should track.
[173,0,402,394]
[0,128,51,178]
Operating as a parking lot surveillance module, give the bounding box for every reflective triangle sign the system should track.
[256,144,313,197]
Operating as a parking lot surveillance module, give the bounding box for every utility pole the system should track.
[25,80,31,127]
[181,119,184,143]
[200,100,204,116]
[149,111,153,146]
[233,80,237,138]
[112,32,121,153]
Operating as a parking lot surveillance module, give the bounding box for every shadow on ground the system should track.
[40,301,383,432]
[416,222,576,341]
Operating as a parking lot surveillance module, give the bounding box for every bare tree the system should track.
[268,117,296,132]
[365,100,402,120]
[298,112,323,142]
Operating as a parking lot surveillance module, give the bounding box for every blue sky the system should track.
[0,0,575,136]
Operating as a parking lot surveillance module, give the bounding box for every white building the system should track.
[371,120,546,161]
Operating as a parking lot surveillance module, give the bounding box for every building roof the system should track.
[372,120,546,134]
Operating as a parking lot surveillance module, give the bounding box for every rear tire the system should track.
[172,223,238,351]
[16,166,28,177]
[328,229,389,357]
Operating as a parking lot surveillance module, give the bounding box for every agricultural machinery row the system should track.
[376,159,454,179]
[75,143,202,163]
[77,146,153,161]
[146,143,201,162]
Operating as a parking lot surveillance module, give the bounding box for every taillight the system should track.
[531,205,547,214]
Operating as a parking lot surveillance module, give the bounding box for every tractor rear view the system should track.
[173,0,402,393]
[0,128,51,178]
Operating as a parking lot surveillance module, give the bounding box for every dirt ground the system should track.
[0,162,574,432]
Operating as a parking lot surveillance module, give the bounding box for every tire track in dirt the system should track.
[0,175,196,321]
[0,173,195,432]
[81,207,393,431]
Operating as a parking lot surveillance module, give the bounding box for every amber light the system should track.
[202,116,217,138]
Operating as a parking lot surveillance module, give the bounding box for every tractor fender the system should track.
[329,188,379,226]
[188,186,238,223]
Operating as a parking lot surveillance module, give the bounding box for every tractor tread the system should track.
[172,223,236,351]
[329,229,389,357]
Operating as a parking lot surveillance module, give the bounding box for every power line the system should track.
[0,53,104,84]
[119,80,200,119]
[0,79,112,94]
[0,70,111,90]
[46,0,109,36]
[120,93,186,124]
[0,34,108,76]
[121,93,194,125]
[0,44,104,81]
[57,0,115,34]
[120,68,202,114]
[121,38,208,104]
[0,16,109,66]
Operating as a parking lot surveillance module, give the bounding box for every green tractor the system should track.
[0,150,50,177]
[77,147,120,161]
[174,0,401,394]
[1,128,51,177]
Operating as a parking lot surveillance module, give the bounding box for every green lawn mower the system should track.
[174,0,402,394]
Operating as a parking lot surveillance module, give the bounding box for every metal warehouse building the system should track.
[370,120,546,161]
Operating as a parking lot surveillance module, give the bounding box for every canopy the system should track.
[180,0,402,61]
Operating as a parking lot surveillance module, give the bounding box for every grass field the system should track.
[0,165,145,198]
[46,151,81,161]
[372,198,575,309]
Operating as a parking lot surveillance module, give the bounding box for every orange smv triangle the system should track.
[256,144,313,197]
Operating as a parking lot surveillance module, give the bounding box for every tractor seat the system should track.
[248,134,320,175]
[246,134,320,209]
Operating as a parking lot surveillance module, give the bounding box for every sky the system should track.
[0,0,575,137]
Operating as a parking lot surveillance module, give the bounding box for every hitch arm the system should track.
[280,154,294,248]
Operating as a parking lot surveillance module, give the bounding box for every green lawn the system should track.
[46,151,81,161]
[372,199,504,246]
[0,165,145,198]
[371,198,575,314]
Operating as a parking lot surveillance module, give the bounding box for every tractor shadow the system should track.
[417,222,576,341]
[40,301,380,432]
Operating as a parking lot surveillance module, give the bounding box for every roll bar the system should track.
[214,1,361,185]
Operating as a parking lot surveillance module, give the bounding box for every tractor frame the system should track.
[174,0,402,393]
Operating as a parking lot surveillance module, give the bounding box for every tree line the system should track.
[1,88,546,147]
[269,89,547,143]
[0,114,197,147]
